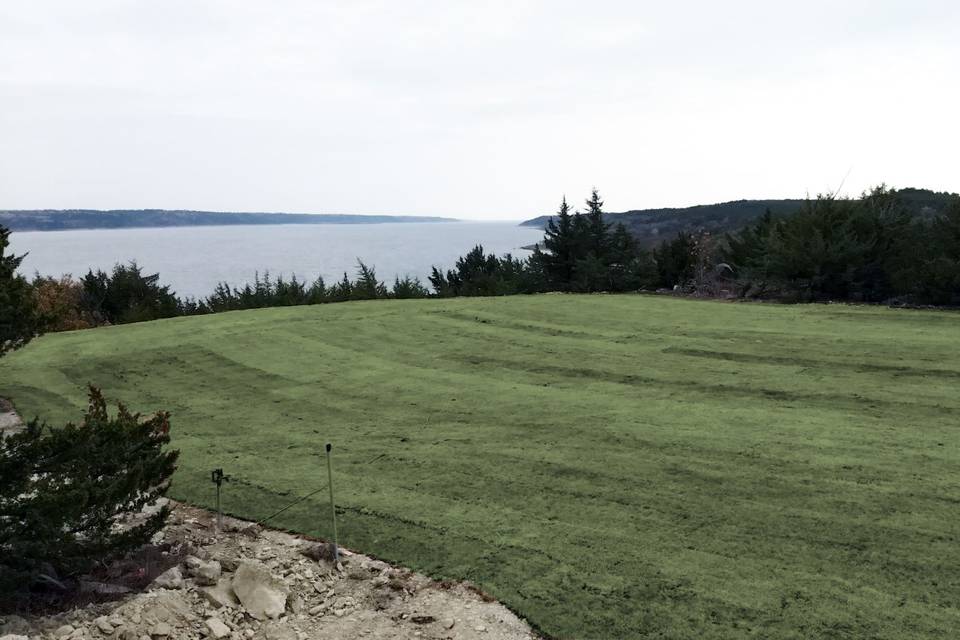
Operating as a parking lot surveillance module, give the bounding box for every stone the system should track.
[200,578,240,609]
[204,618,231,639]
[152,566,184,590]
[299,543,337,563]
[232,561,288,621]
[194,560,222,586]
[94,616,114,634]
[286,594,303,615]
[256,623,297,640]
[54,625,75,638]
[0,635,29,640]
[148,622,171,638]
[140,591,197,625]
[443,618,456,629]
[115,627,140,640]
[0,615,31,637]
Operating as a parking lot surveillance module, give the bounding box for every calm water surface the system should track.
[11,222,543,298]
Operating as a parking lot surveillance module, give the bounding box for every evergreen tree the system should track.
[306,276,328,304]
[0,225,43,356]
[722,210,775,296]
[653,232,697,289]
[0,387,179,600]
[606,223,652,291]
[538,196,577,289]
[391,275,430,299]
[352,261,388,300]
[584,188,610,260]
[81,262,179,324]
[895,196,960,304]
[327,272,354,301]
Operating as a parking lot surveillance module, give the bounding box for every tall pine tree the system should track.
[584,188,610,259]
[537,196,577,289]
[0,225,43,356]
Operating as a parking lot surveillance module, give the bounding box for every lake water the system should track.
[10,222,543,299]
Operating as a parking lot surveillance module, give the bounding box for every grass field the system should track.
[2,295,959,638]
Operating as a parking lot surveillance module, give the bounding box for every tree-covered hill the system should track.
[0,209,455,232]
[521,187,958,246]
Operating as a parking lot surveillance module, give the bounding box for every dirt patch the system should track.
[0,502,539,640]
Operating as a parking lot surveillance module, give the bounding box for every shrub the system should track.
[32,275,98,331]
[0,387,179,600]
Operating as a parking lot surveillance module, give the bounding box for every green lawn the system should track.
[2,295,959,638]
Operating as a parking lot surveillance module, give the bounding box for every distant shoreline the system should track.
[0,209,459,232]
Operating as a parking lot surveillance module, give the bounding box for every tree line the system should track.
[3,184,960,344]
[432,185,960,305]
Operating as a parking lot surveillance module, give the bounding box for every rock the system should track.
[200,578,240,609]
[54,625,75,638]
[443,618,456,629]
[194,560,222,586]
[475,625,487,633]
[0,635,29,640]
[0,616,32,636]
[232,561,288,621]
[141,591,197,624]
[152,566,184,590]
[286,594,303,615]
[255,623,297,640]
[185,556,204,572]
[148,622,171,638]
[224,520,261,537]
[204,618,231,639]
[299,543,338,562]
[94,616,114,634]
[411,615,435,624]
[115,626,140,640]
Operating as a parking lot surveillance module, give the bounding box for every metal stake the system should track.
[325,443,340,564]
[211,468,229,531]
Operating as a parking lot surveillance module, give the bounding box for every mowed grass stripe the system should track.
[2,295,958,638]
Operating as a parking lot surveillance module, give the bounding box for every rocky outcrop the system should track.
[0,504,536,640]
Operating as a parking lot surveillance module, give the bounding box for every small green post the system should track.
[325,443,340,564]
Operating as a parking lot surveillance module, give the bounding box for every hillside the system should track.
[0,209,456,232]
[2,295,958,638]
[521,188,959,245]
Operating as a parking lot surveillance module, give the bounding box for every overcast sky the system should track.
[1,1,958,220]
